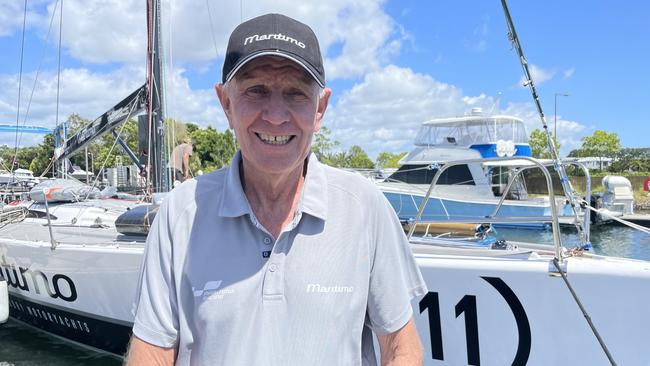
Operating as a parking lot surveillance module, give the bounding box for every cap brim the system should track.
[225,51,325,88]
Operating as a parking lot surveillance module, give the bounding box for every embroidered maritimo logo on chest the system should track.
[306,283,354,294]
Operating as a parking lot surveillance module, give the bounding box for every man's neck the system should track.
[240,158,306,239]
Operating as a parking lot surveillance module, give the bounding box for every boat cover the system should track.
[29,179,101,203]
[115,204,159,235]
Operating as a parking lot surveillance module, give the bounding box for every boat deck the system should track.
[0,220,146,247]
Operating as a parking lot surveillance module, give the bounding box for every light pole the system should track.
[554,93,569,141]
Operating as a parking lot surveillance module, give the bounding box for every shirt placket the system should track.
[249,211,303,302]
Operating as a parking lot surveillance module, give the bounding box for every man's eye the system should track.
[246,86,267,96]
[286,90,308,99]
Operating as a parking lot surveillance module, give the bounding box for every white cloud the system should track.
[42,0,147,64]
[519,64,554,87]
[0,66,145,138]
[163,67,227,129]
[0,1,46,37]
[563,67,575,79]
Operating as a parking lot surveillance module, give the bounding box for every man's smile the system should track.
[255,132,295,145]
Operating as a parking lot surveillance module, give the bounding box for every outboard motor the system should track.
[602,175,634,215]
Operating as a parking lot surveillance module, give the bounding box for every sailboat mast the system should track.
[146,0,168,193]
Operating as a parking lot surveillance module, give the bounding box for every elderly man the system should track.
[126,13,427,365]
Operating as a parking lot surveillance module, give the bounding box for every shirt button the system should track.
[263,237,272,245]
[269,264,278,272]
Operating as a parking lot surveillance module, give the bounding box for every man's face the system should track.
[216,57,330,176]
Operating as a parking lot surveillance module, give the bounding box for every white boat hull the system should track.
[1,239,649,364]
[411,247,650,365]
[0,240,142,355]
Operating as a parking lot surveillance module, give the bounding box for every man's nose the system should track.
[261,92,290,125]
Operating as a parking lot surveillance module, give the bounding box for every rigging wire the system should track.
[54,0,64,177]
[499,2,617,364]
[205,0,220,59]
[11,0,29,175]
[16,0,60,150]
[552,258,617,366]
[165,0,174,190]
[499,0,584,247]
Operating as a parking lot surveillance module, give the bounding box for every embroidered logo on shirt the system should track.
[192,280,234,300]
[306,283,354,294]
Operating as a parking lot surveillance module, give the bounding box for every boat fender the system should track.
[0,278,8,324]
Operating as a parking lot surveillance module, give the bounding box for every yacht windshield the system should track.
[414,117,527,147]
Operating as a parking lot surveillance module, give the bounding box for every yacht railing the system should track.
[407,156,564,261]
[489,160,592,244]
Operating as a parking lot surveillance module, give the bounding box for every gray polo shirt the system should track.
[133,151,427,365]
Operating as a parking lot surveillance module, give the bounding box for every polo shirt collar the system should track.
[300,153,328,221]
[218,151,328,221]
[218,151,252,217]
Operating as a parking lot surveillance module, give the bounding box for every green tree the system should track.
[30,134,56,176]
[376,151,407,169]
[311,126,339,162]
[189,126,237,173]
[185,123,199,135]
[610,148,650,173]
[345,145,375,169]
[528,128,561,159]
[578,130,621,157]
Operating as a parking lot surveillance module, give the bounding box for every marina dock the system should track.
[619,214,650,228]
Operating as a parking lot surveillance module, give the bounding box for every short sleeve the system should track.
[132,199,179,348]
[185,144,193,156]
[366,189,427,336]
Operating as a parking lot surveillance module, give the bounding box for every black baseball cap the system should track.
[222,14,325,87]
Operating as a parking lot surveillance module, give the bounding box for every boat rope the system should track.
[16,0,60,149]
[11,0,29,175]
[552,258,617,365]
[38,153,56,178]
[579,200,650,235]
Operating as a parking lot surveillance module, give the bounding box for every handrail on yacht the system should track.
[407,156,564,261]
[489,160,592,244]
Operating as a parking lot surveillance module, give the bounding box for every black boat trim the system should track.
[6,292,133,355]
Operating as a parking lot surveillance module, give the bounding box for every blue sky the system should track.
[0,0,648,158]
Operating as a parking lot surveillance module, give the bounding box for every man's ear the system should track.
[216,83,234,129]
[314,88,332,132]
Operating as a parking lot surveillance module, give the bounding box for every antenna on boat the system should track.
[499,0,589,247]
[488,91,501,115]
